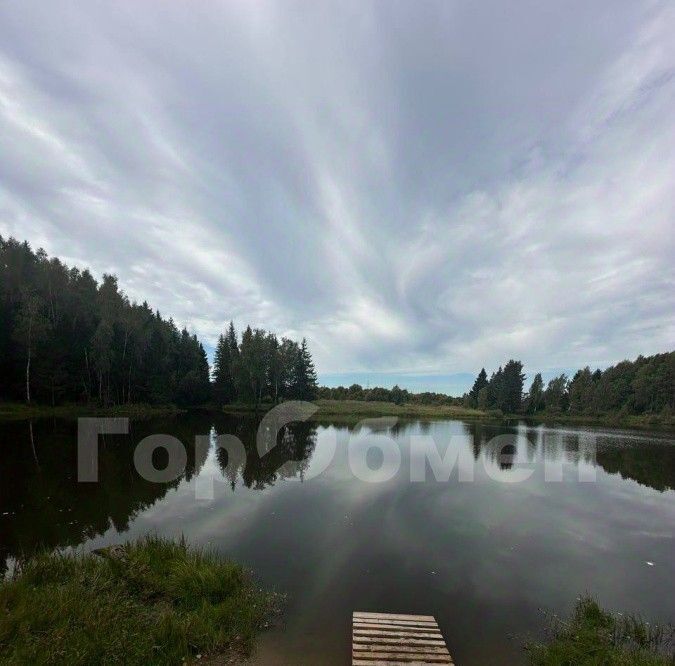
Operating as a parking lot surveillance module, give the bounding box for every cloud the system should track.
[1,0,673,387]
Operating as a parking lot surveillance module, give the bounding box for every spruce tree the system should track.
[290,338,318,400]
[526,373,545,413]
[212,333,235,404]
[469,368,488,405]
[501,360,525,413]
[301,338,318,399]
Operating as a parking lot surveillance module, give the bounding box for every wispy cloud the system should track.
[1,0,673,385]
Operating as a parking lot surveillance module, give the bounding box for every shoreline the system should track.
[222,399,675,432]
[1,399,672,432]
[0,402,185,421]
[0,536,278,665]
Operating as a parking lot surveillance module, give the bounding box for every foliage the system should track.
[468,368,488,404]
[318,384,466,407]
[0,536,278,665]
[526,596,674,665]
[544,374,569,413]
[212,324,317,406]
[526,373,545,413]
[463,352,673,418]
[0,237,210,407]
[309,399,487,419]
[0,237,319,410]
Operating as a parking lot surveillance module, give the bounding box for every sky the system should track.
[1,1,674,394]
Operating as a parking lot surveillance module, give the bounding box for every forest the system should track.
[2,236,670,418]
[212,323,317,406]
[465,355,674,417]
[0,237,317,407]
[320,353,674,419]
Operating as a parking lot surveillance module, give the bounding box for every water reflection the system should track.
[1,414,674,664]
[0,415,208,573]
[214,416,318,489]
[2,415,673,567]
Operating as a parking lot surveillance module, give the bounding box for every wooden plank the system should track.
[354,612,436,622]
[353,611,453,665]
[354,644,449,655]
[353,650,452,663]
[353,617,438,627]
[352,659,453,666]
[354,629,444,640]
[352,636,445,648]
[354,635,444,645]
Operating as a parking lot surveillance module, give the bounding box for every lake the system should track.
[1,413,674,665]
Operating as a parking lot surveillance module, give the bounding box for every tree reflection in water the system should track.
[1,414,673,576]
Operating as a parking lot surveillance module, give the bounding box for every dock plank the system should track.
[354,630,444,641]
[354,612,436,622]
[352,612,453,665]
[354,618,440,628]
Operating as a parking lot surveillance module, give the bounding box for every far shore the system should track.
[0,402,185,421]
[222,399,675,431]
[1,399,672,432]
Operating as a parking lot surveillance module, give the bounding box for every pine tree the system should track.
[469,368,488,405]
[487,367,503,409]
[500,360,525,413]
[526,373,545,413]
[290,338,318,400]
[266,334,282,403]
[212,329,236,404]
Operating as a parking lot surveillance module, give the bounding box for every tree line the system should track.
[0,237,317,407]
[466,353,674,416]
[318,352,673,419]
[318,384,462,406]
[212,322,317,406]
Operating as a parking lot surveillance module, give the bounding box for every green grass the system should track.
[311,399,494,420]
[526,596,674,665]
[222,399,674,430]
[0,402,185,421]
[0,536,279,665]
[222,399,496,420]
[519,410,675,431]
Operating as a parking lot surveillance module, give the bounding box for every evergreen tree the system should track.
[486,367,503,409]
[526,373,545,413]
[265,334,282,403]
[469,368,488,405]
[500,360,525,413]
[212,328,236,404]
[290,338,318,400]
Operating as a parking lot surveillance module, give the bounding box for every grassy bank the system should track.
[0,536,278,665]
[0,402,185,421]
[222,399,495,420]
[518,410,675,431]
[311,399,494,420]
[526,596,673,665]
[222,399,674,430]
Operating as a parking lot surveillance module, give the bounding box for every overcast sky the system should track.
[1,1,673,391]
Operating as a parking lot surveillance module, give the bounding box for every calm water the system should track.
[1,414,674,665]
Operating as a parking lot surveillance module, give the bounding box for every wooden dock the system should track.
[352,611,454,665]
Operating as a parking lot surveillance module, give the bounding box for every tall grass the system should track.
[526,596,674,665]
[0,536,279,665]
